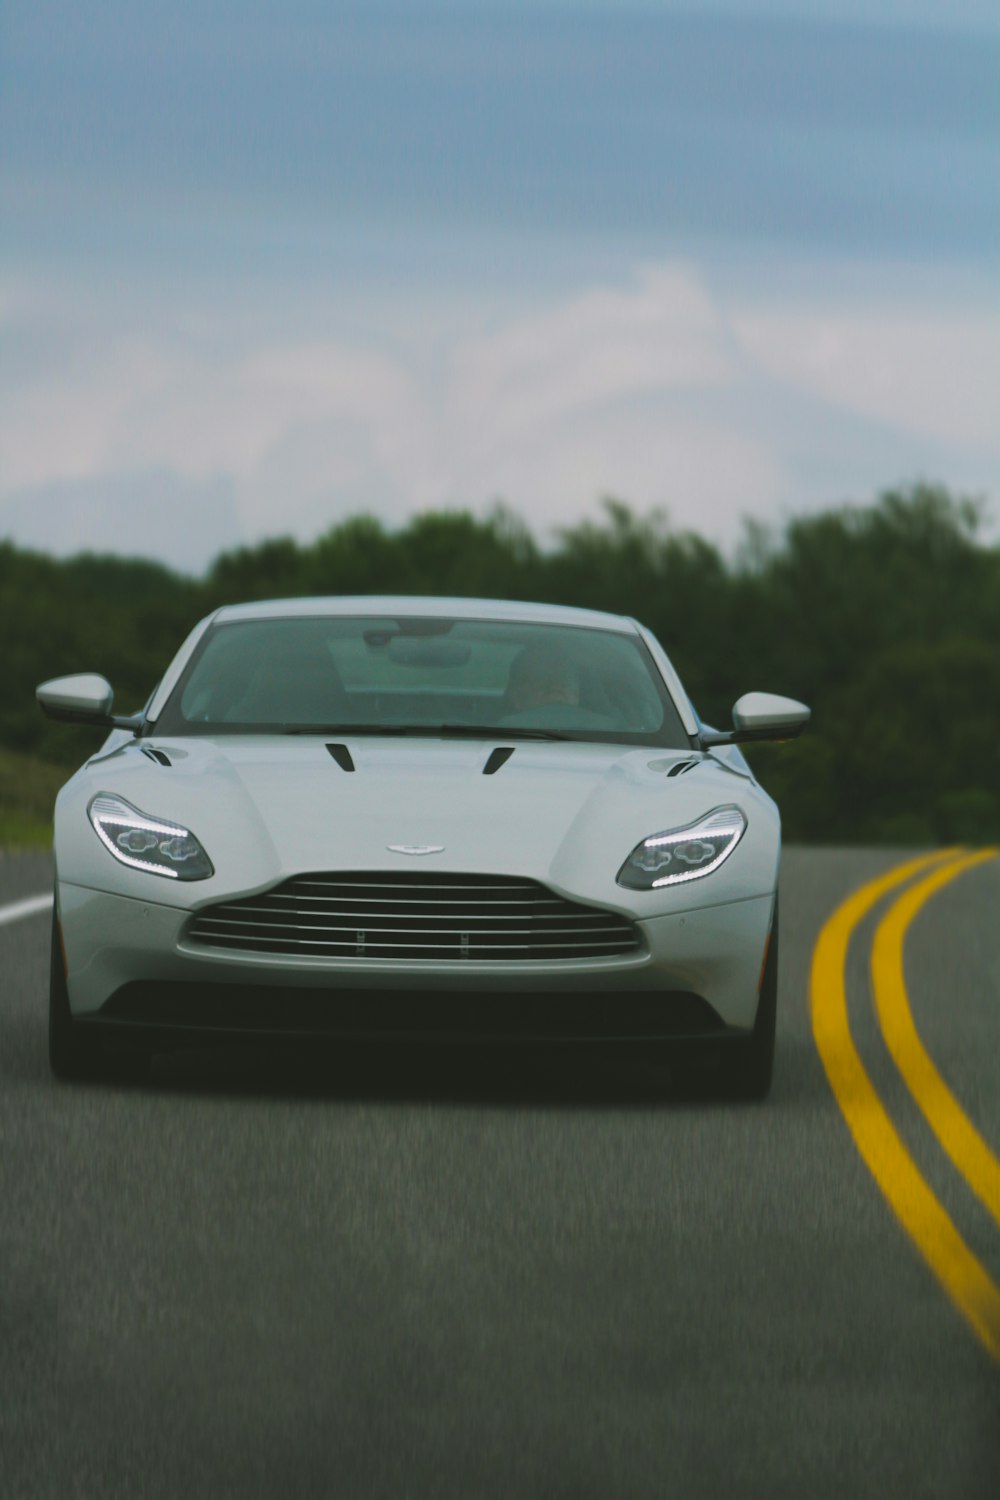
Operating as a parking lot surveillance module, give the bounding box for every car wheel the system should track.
[726,898,779,1101]
[48,905,96,1081]
[49,912,152,1083]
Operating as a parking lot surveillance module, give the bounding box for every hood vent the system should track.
[483,746,515,776]
[666,758,699,778]
[141,746,171,767]
[326,743,355,773]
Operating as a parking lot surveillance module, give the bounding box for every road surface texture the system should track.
[2,846,998,1498]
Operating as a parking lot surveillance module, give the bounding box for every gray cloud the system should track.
[1,259,997,572]
[0,469,242,575]
[4,7,998,263]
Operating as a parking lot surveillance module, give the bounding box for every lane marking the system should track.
[0,892,53,927]
[872,849,1000,1231]
[810,850,1000,1365]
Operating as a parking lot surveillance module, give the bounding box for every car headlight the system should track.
[88,794,214,881]
[617,806,746,889]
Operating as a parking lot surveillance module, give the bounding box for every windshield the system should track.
[153,614,691,748]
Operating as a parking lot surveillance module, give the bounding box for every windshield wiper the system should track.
[283,723,573,741]
[284,724,422,736]
[436,724,572,741]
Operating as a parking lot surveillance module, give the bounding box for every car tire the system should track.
[48,905,96,1081]
[49,910,152,1083]
[726,898,779,1101]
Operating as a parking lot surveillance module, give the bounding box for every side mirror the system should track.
[36,674,142,731]
[700,691,810,747]
[732,692,810,741]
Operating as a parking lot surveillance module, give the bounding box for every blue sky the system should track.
[2,1,998,570]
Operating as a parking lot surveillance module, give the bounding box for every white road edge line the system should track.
[0,893,54,927]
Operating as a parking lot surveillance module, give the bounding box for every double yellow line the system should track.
[811,848,1000,1364]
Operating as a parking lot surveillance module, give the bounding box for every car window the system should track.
[157,615,691,747]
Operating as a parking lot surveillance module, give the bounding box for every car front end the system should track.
[52,732,778,1047]
[40,595,806,1092]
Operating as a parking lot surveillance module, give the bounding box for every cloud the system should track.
[0,469,241,574]
[0,261,997,569]
[448,266,735,442]
[732,306,1000,456]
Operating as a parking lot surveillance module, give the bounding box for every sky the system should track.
[2,1,998,573]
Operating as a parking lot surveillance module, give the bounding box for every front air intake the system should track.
[187,872,640,962]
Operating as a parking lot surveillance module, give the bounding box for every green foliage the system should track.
[0,749,67,848]
[3,483,997,845]
[0,540,204,768]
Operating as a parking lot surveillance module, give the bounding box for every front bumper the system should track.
[58,880,774,1038]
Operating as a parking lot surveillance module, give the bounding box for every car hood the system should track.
[65,734,775,908]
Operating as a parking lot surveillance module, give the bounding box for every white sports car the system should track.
[38,596,808,1095]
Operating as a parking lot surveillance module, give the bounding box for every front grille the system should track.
[187,872,641,962]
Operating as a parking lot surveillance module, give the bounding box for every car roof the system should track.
[212,596,639,634]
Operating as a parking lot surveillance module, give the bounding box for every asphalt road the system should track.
[2,847,998,1499]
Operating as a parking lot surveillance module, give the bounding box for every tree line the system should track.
[4,483,998,844]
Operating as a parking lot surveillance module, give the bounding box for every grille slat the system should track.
[289,876,542,888]
[194,906,617,925]
[188,871,640,962]
[191,935,637,953]
[261,893,572,909]
[193,915,632,936]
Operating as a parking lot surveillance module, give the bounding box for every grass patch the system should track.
[0,814,54,849]
[0,749,69,849]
